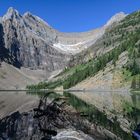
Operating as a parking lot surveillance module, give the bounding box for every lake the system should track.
[0,90,140,140]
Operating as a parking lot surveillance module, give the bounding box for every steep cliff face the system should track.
[0,7,126,72]
[0,23,5,61]
[1,8,70,71]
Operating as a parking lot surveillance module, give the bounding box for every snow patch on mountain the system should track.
[53,42,84,53]
[53,28,105,54]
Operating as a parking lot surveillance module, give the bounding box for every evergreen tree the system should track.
[138,75,140,89]
[131,76,137,89]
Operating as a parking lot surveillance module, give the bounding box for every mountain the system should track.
[1,7,69,71]
[0,7,126,70]
[0,7,126,89]
[29,9,140,92]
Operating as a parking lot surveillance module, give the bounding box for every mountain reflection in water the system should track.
[0,90,139,140]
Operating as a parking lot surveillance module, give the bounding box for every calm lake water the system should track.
[0,90,139,140]
[0,91,39,118]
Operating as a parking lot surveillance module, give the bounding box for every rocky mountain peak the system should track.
[7,7,18,14]
[105,12,127,26]
[3,7,21,21]
[23,12,32,17]
[23,12,51,28]
[23,11,37,21]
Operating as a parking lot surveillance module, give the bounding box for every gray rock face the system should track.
[0,23,10,65]
[1,8,70,71]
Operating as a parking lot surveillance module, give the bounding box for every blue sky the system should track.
[0,0,140,32]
